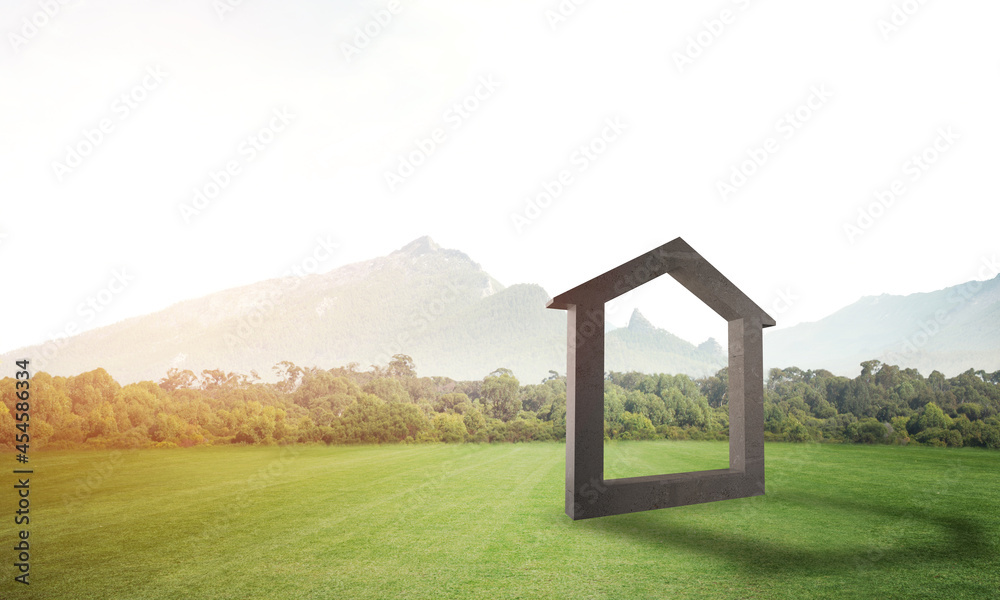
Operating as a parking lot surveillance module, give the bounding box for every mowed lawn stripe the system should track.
[137,444,516,599]
[32,445,487,599]
[5,442,999,600]
[605,440,731,480]
[290,444,560,598]
[132,444,540,599]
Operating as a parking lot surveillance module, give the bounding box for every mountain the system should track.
[764,275,1000,377]
[4,237,725,384]
[605,309,725,376]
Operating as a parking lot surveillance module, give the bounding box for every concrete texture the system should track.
[546,237,775,519]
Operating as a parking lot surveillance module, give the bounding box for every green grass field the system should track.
[3,441,999,599]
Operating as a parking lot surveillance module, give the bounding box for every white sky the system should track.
[2,0,999,354]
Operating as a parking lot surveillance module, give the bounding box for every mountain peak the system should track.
[395,236,440,256]
[698,337,724,356]
[628,308,655,331]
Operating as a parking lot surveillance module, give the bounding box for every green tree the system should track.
[272,361,304,393]
[914,402,951,433]
[432,413,466,443]
[786,418,810,442]
[700,368,728,407]
[481,368,520,422]
[851,418,887,444]
[434,392,470,413]
[362,378,410,404]
[293,371,360,415]
[463,406,487,440]
[519,384,553,413]
[617,412,656,440]
[387,354,417,379]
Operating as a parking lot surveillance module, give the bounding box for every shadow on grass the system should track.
[578,490,990,576]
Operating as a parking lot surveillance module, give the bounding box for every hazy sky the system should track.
[2,0,998,356]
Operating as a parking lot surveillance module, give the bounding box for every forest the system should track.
[3,356,1000,450]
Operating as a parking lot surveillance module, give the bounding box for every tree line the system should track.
[2,356,999,450]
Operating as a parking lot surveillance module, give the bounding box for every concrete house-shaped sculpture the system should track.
[546,237,775,519]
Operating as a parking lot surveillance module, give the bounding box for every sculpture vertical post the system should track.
[565,304,604,519]
[728,317,764,491]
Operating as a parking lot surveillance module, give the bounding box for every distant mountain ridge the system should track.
[3,237,725,384]
[8,238,996,383]
[764,274,1000,377]
[606,309,725,376]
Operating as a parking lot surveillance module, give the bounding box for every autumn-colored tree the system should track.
[159,368,198,392]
